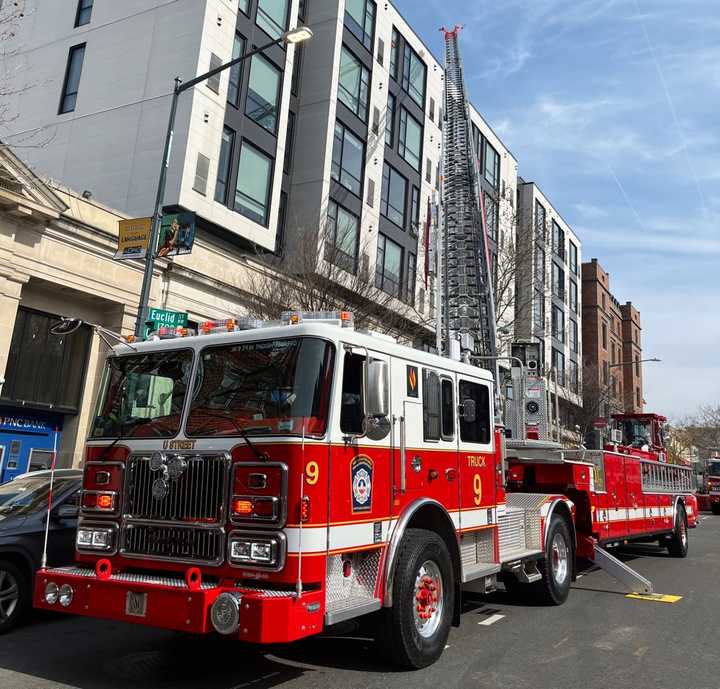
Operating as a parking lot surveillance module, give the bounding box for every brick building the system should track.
[581,258,643,417]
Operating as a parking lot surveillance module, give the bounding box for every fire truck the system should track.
[701,451,720,514]
[33,312,696,668]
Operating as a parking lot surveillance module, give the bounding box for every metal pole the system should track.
[134,80,181,337]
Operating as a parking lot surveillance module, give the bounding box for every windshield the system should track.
[708,462,720,477]
[620,420,652,448]
[91,350,194,438]
[186,337,335,437]
[0,476,76,516]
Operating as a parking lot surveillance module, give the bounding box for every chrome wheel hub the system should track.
[0,569,19,622]
[680,519,687,547]
[413,560,443,639]
[551,533,569,585]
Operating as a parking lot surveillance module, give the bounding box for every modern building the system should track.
[515,180,583,436]
[2,0,518,338]
[581,258,644,416]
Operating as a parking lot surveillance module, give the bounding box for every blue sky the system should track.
[395,0,720,420]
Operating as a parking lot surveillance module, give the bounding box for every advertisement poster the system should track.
[114,217,152,260]
[157,211,196,258]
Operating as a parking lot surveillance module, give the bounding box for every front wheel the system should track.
[378,528,455,669]
[667,505,688,558]
[533,516,572,605]
[0,561,28,635]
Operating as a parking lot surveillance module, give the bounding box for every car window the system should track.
[0,477,76,516]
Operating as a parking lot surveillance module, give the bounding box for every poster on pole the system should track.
[114,217,152,260]
[156,211,196,258]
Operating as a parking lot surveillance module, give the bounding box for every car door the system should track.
[46,487,80,566]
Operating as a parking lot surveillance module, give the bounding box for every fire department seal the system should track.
[351,455,373,512]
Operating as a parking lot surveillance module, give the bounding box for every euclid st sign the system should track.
[145,308,188,335]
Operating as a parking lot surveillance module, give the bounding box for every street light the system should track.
[134,26,314,337]
[608,357,661,368]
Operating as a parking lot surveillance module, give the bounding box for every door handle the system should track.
[445,468,457,481]
[399,415,406,494]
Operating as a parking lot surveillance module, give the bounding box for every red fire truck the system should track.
[34,312,696,668]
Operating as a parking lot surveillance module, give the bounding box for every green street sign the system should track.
[145,308,188,337]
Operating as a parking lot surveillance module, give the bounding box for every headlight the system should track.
[228,533,283,569]
[58,584,74,607]
[76,526,115,551]
[44,582,59,605]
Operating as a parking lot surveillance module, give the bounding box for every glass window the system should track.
[568,360,579,393]
[234,142,273,225]
[569,241,578,275]
[459,380,491,444]
[186,338,335,437]
[245,54,282,132]
[569,279,578,313]
[402,44,426,107]
[570,318,578,354]
[410,186,420,228]
[406,252,416,305]
[207,53,222,93]
[59,44,85,114]
[291,44,303,96]
[552,220,565,259]
[227,33,245,106]
[215,127,235,204]
[0,476,78,516]
[326,200,360,273]
[602,321,608,349]
[331,121,364,195]
[385,93,396,146]
[484,194,498,242]
[239,0,250,14]
[441,378,454,439]
[423,369,441,441]
[484,141,499,188]
[2,308,91,413]
[75,0,93,27]
[375,233,403,297]
[398,107,422,171]
[276,190,288,255]
[284,111,295,174]
[552,348,566,386]
[257,0,288,39]
[390,28,399,79]
[535,246,545,286]
[533,292,544,332]
[552,305,565,343]
[338,46,370,121]
[535,200,546,239]
[345,0,375,51]
[552,262,564,300]
[340,352,365,434]
[298,0,306,21]
[91,350,194,439]
[380,162,407,228]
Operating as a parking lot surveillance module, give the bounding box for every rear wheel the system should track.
[0,561,28,635]
[532,516,572,605]
[378,529,454,669]
[667,505,689,558]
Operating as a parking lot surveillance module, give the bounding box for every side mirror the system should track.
[366,359,388,418]
[52,503,79,520]
[50,318,83,336]
[461,399,476,423]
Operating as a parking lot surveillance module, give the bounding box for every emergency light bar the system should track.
[147,325,195,340]
[281,310,354,327]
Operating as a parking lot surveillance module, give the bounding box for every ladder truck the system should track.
[33,29,695,669]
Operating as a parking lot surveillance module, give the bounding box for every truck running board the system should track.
[592,546,653,595]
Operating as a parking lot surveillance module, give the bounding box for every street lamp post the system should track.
[134,26,313,337]
[608,357,662,369]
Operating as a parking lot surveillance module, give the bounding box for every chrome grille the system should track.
[122,523,224,565]
[125,453,229,524]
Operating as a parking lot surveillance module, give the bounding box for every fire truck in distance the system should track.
[700,451,720,514]
[34,312,697,668]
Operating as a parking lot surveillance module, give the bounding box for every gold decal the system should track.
[467,455,486,468]
[162,439,196,450]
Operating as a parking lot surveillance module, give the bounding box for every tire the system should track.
[711,504,720,516]
[0,561,29,635]
[667,505,689,558]
[532,516,572,605]
[378,529,455,669]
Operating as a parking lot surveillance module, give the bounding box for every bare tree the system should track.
[0,1,27,131]
[245,223,434,343]
[570,364,623,445]
[669,405,720,459]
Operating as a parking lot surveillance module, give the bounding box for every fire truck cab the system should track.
[35,312,577,668]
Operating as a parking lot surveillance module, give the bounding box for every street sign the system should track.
[115,217,152,260]
[157,211,196,258]
[145,308,188,337]
[593,417,608,429]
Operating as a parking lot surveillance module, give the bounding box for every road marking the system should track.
[626,593,682,603]
[478,613,505,626]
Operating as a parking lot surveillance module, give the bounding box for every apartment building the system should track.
[581,258,644,415]
[3,0,518,336]
[515,180,583,430]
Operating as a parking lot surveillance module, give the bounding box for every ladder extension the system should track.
[592,545,653,595]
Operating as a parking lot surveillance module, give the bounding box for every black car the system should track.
[0,469,82,633]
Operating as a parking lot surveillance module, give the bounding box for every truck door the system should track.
[624,456,644,535]
[605,453,628,540]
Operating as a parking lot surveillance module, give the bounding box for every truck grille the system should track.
[125,453,229,524]
[121,523,224,564]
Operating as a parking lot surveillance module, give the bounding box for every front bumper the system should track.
[34,567,324,643]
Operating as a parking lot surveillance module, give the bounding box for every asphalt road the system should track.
[2,516,718,689]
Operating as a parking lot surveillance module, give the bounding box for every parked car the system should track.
[0,469,81,633]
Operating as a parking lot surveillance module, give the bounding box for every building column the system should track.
[0,274,28,388]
